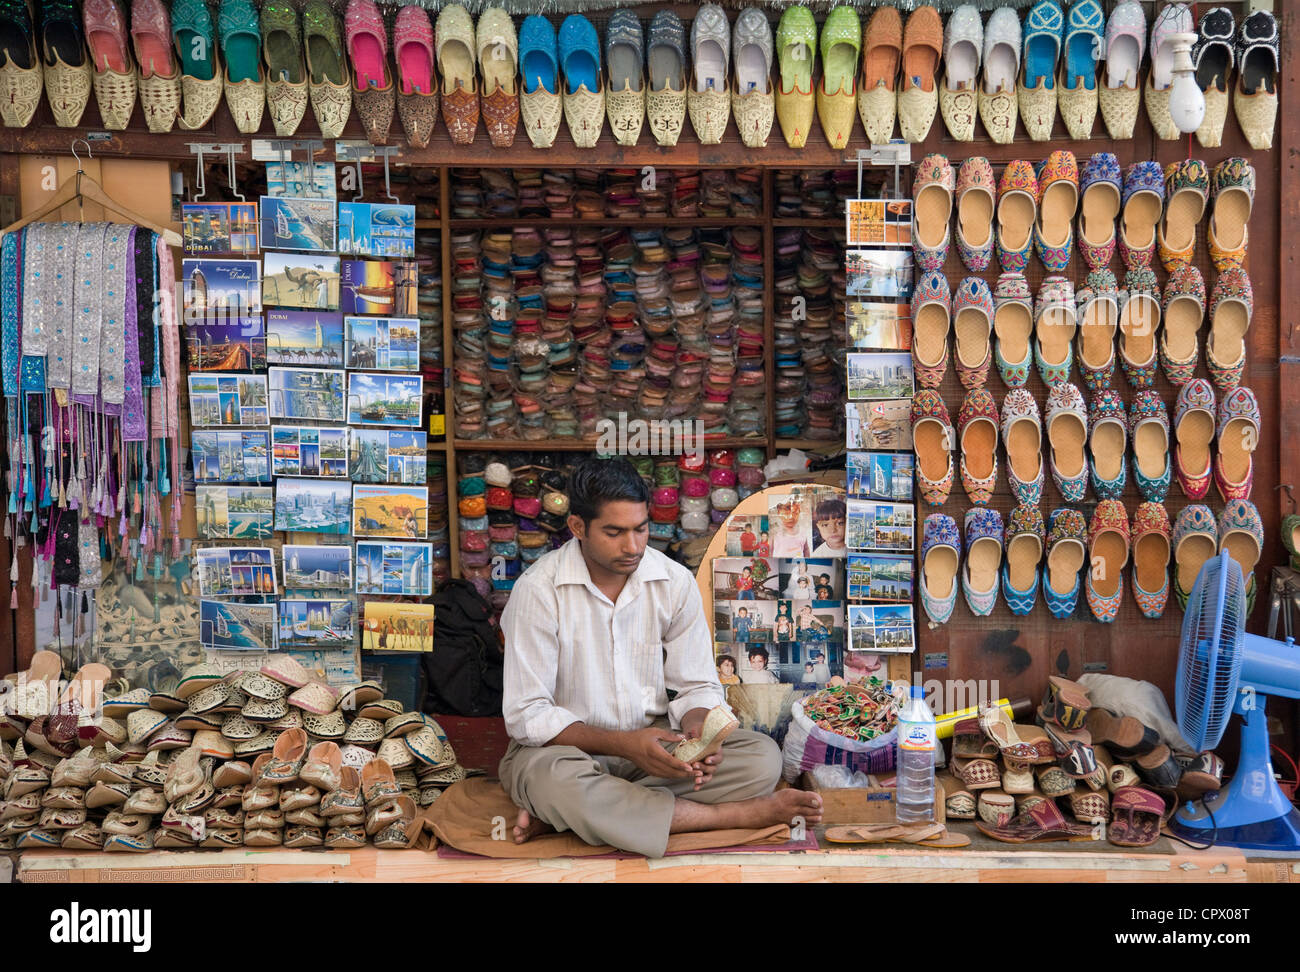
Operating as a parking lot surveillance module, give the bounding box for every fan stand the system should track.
[1171,691,1300,852]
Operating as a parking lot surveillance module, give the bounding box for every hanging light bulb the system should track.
[1167,31,1205,133]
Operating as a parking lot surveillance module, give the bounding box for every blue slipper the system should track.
[1023,0,1063,89]
[558,13,598,95]
[518,14,557,95]
[1064,0,1103,90]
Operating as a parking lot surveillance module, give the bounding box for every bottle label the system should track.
[898,723,936,752]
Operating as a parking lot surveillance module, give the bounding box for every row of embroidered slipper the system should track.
[919,497,1263,626]
[913,380,1259,512]
[912,266,1253,399]
[913,153,1255,280]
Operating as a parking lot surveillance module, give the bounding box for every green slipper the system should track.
[171,0,215,81]
[218,0,260,84]
[260,0,302,84]
[820,4,860,97]
[776,4,816,94]
[1283,514,1300,571]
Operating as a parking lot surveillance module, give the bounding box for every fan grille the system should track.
[1176,551,1245,753]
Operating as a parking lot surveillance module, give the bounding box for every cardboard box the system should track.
[800,771,946,827]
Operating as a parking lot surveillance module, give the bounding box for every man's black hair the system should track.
[748,646,769,662]
[568,456,651,524]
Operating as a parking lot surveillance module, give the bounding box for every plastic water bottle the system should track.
[895,685,936,824]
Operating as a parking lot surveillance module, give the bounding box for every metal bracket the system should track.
[187,143,246,203]
[847,143,912,199]
[334,140,381,163]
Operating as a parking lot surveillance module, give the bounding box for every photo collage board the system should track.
[182,161,432,656]
[712,486,857,687]
[843,193,917,662]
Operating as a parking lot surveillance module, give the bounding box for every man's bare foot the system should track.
[751,788,824,828]
[513,808,556,844]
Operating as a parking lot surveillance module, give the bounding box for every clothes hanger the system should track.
[0,139,182,247]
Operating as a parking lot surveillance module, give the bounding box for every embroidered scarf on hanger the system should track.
[70,222,108,398]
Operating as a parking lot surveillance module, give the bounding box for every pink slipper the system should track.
[394,4,434,95]
[345,0,388,89]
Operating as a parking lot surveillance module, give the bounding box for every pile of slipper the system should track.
[0,653,469,851]
[940,676,1223,847]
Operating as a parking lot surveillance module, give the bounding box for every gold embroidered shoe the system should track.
[897,4,941,142]
[436,2,478,144]
[688,3,731,145]
[939,4,980,142]
[84,0,136,129]
[977,8,1019,144]
[816,4,859,149]
[518,14,561,148]
[671,706,739,765]
[260,0,308,136]
[604,8,644,146]
[218,0,264,134]
[173,0,223,131]
[731,7,773,148]
[303,0,350,138]
[0,0,43,127]
[775,4,815,148]
[477,6,518,148]
[645,9,684,146]
[347,0,395,144]
[39,0,92,127]
[131,0,182,133]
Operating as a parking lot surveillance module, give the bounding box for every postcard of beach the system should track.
[352,485,428,539]
[186,319,267,372]
[194,546,277,597]
[361,601,434,652]
[268,367,346,422]
[339,260,418,316]
[264,309,344,366]
[187,373,269,428]
[346,373,422,428]
[182,202,259,257]
[277,598,355,650]
[262,252,341,310]
[282,544,353,591]
[338,202,416,258]
[272,425,349,478]
[182,259,262,320]
[200,599,276,652]
[355,540,434,596]
[274,478,352,535]
[190,430,272,484]
[259,197,337,252]
[348,429,427,484]
[196,486,274,540]
[344,316,420,372]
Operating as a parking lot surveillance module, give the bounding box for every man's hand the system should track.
[677,707,726,790]
[688,753,722,790]
[619,727,695,780]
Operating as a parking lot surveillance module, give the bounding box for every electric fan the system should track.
[1171,550,1300,850]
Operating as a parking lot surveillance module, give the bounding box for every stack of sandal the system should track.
[939,676,1223,848]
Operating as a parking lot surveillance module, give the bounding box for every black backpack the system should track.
[422,580,504,717]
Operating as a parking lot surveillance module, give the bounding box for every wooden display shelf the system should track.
[9,840,1270,884]
[452,435,765,453]
[445,217,762,229]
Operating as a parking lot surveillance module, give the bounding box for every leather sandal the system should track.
[1134,744,1181,789]
[1041,675,1089,731]
[1108,786,1166,846]
[1086,707,1160,758]
[978,796,1094,843]
[951,755,1001,791]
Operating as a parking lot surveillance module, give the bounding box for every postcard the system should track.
[186,319,267,372]
[848,302,913,350]
[846,500,915,553]
[847,352,915,400]
[260,196,337,252]
[846,400,912,451]
[777,559,846,601]
[352,485,428,538]
[846,554,914,603]
[844,650,887,681]
[349,429,427,485]
[265,310,344,366]
[713,599,776,645]
[272,425,349,478]
[196,486,274,540]
[278,598,355,650]
[274,478,352,535]
[724,515,769,557]
[347,373,422,428]
[194,546,276,597]
[773,642,843,687]
[264,162,336,200]
[283,544,353,591]
[200,599,276,652]
[846,250,914,299]
[849,603,915,654]
[338,202,416,258]
[339,260,419,316]
[711,557,779,601]
[190,430,271,484]
[182,202,259,257]
[846,198,912,247]
[187,373,269,427]
[848,451,914,501]
[268,367,346,422]
[182,259,262,320]
[344,316,420,372]
[361,601,434,652]
[262,252,341,310]
[355,541,434,596]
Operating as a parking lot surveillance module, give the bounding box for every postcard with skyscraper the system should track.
[200,599,277,652]
[846,451,914,502]
[268,367,346,422]
[262,252,341,310]
[282,544,352,591]
[272,426,349,478]
[344,316,420,372]
[196,486,274,540]
[846,352,915,400]
[265,310,344,366]
[274,479,352,535]
[846,554,914,603]
[351,485,428,538]
[339,260,418,316]
[186,319,267,372]
[182,259,262,321]
[338,202,416,258]
[187,373,269,427]
[355,541,434,596]
[194,547,277,597]
[278,598,355,650]
[182,202,259,257]
[191,430,272,484]
[346,373,422,428]
[348,429,427,485]
[259,197,337,252]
